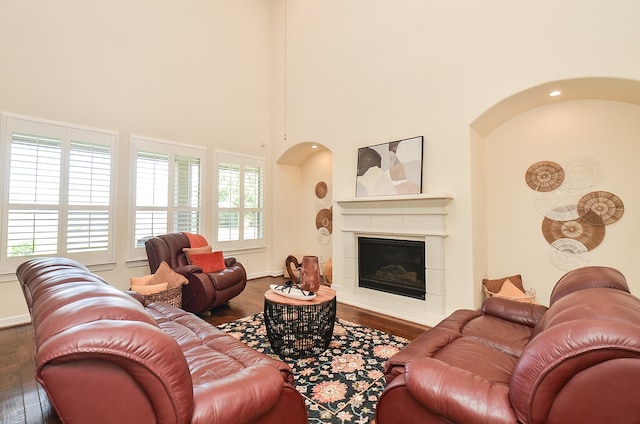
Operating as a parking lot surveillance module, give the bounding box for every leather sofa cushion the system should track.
[460,315,533,358]
[146,303,294,423]
[433,338,518,384]
[384,307,531,385]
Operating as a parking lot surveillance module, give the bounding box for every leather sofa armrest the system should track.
[36,320,194,423]
[173,264,203,275]
[126,290,146,305]
[224,257,237,267]
[482,296,548,327]
[404,357,517,424]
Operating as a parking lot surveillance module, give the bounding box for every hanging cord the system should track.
[284,0,287,142]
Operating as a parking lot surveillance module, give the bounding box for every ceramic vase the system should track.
[299,255,321,293]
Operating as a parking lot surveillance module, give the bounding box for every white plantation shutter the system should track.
[243,164,263,240]
[217,161,241,242]
[1,114,116,267]
[216,152,265,249]
[130,137,204,258]
[7,133,62,256]
[174,155,202,232]
[67,141,112,252]
[134,151,169,247]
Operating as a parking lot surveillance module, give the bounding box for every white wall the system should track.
[485,100,640,304]
[271,0,640,314]
[2,0,640,325]
[0,0,274,324]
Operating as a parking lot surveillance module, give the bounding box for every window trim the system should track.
[128,135,206,260]
[214,150,266,251]
[0,113,118,271]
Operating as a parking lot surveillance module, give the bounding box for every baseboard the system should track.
[0,314,31,329]
[247,270,284,280]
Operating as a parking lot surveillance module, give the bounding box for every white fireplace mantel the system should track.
[334,193,453,327]
[335,193,453,211]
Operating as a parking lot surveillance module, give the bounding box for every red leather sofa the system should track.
[145,232,247,313]
[17,257,307,424]
[376,266,640,424]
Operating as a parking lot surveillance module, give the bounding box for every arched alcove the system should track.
[276,142,330,165]
[471,77,640,135]
[470,77,640,305]
[274,142,334,278]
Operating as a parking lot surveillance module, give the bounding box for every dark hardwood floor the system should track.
[0,276,429,424]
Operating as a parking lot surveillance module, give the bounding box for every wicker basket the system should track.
[483,285,536,303]
[142,286,183,308]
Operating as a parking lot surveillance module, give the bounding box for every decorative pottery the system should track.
[285,255,300,283]
[323,258,333,286]
[299,255,321,293]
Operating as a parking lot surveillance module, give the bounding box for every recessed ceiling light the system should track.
[311,144,318,149]
[549,90,562,97]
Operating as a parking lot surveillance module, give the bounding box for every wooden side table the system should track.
[264,285,337,358]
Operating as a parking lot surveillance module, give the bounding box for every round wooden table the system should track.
[264,285,337,358]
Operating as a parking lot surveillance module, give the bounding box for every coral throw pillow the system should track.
[131,283,169,295]
[188,251,226,273]
[149,261,189,288]
[183,246,213,264]
[496,279,534,303]
[130,274,154,286]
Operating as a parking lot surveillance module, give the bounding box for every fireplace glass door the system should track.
[358,237,426,299]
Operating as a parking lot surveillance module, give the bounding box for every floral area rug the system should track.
[217,313,408,424]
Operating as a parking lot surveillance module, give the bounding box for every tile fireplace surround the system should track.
[334,193,453,327]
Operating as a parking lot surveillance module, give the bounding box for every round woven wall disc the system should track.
[317,227,331,245]
[533,188,584,221]
[315,208,332,233]
[315,181,328,199]
[548,238,589,270]
[315,197,331,211]
[525,161,564,192]
[578,191,624,225]
[541,211,605,251]
[560,155,603,190]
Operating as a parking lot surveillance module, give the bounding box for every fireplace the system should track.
[358,237,425,299]
[335,193,452,326]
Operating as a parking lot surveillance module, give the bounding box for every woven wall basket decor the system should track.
[560,155,603,190]
[577,191,624,226]
[541,210,605,251]
[548,238,590,270]
[525,160,564,192]
[533,188,584,221]
[315,207,333,234]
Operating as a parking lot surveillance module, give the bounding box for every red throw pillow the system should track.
[188,251,226,273]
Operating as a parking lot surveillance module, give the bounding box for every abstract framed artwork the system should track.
[355,135,423,197]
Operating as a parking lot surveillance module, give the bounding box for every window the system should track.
[130,136,204,259]
[1,114,116,269]
[215,152,265,250]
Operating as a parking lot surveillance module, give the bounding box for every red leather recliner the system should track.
[145,232,247,313]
